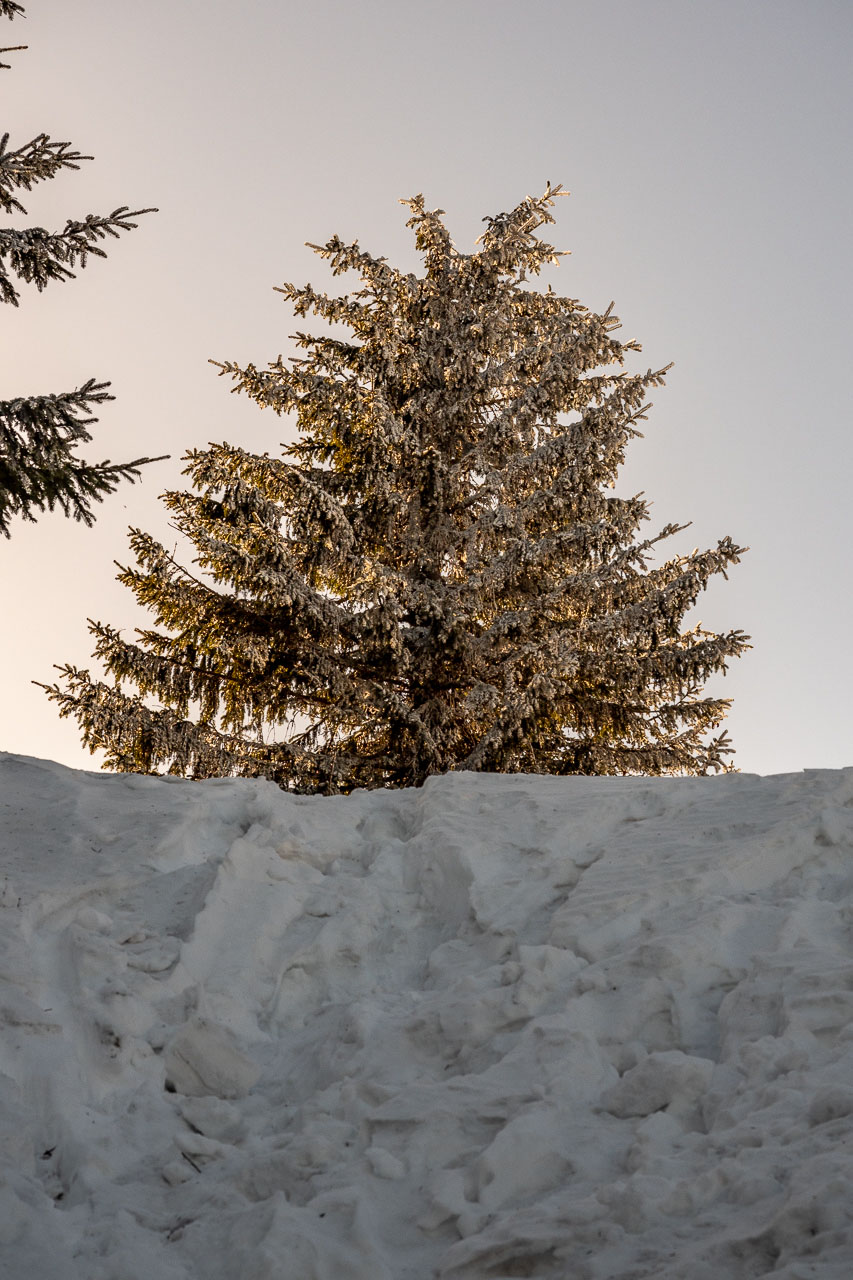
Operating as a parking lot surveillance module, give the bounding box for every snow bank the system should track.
[2,753,853,1278]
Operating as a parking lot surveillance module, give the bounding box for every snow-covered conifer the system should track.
[44,185,749,789]
[0,2,163,536]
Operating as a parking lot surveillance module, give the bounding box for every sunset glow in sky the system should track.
[2,0,852,775]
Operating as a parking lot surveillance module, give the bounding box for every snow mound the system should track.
[2,754,853,1278]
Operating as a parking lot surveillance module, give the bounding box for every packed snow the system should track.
[2,753,853,1278]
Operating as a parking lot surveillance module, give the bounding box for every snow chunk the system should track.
[163,1016,260,1098]
[599,1049,715,1121]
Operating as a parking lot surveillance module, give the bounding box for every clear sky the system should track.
[2,0,851,777]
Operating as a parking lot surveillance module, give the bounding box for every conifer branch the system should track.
[2,2,164,532]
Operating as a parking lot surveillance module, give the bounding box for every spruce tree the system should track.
[0,1,163,537]
[43,185,749,791]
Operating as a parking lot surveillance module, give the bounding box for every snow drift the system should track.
[2,753,853,1278]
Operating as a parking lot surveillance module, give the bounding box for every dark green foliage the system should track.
[0,2,163,536]
[0,381,156,535]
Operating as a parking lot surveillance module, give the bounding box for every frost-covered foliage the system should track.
[45,186,748,789]
[0,2,162,536]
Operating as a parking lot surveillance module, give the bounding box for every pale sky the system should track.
[2,0,851,777]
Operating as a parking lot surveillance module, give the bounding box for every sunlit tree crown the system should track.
[45,185,748,789]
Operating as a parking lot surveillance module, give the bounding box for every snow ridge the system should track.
[2,754,853,1278]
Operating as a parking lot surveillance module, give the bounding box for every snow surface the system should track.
[2,754,853,1278]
